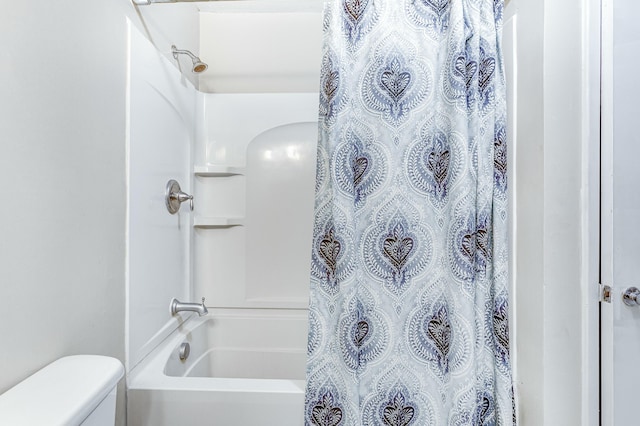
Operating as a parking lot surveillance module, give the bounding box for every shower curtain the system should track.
[305,0,514,424]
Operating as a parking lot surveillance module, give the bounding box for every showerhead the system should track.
[171,45,208,74]
[192,60,208,74]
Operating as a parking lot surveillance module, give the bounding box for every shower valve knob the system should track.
[165,179,194,214]
[623,287,640,306]
[174,191,194,211]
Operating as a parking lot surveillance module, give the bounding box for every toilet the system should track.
[0,355,124,425]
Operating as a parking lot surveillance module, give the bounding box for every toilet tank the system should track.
[0,355,124,426]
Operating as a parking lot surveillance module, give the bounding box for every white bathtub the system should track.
[127,309,308,426]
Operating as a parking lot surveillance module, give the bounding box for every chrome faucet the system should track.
[170,297,208,316]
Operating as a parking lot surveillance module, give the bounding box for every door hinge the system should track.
[600,284,612,303]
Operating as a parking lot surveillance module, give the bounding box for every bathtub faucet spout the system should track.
[170,297,208,316]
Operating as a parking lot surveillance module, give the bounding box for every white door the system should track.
[600,1,640,424]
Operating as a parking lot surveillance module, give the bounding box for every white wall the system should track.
[0,0,128,422]
[0,1,198,424]
[505,2,544,422]
[507,0,600,424]
[131,2,201,88]
[198,7,323,93]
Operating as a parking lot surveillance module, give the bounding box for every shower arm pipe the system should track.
[172,46,198,62]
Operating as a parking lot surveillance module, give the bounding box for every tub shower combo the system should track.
[127,0,514,424]
[126,5,321,423]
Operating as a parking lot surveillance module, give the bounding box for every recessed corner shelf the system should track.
[193,216,245,229]
[194,165,246,177]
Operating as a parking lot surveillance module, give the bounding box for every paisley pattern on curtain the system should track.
[305,0,514,424]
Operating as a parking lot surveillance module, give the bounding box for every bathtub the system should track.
[127,308,308,426]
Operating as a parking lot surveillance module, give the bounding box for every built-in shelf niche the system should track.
[193,165,246,229]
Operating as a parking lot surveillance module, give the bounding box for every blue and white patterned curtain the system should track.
[305,0,514,424]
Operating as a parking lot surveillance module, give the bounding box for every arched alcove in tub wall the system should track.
[245,122,317,304]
